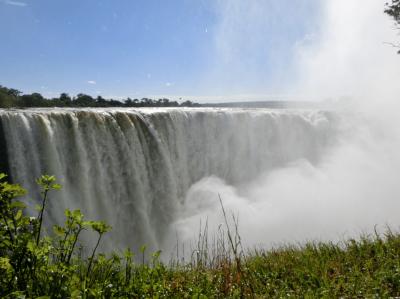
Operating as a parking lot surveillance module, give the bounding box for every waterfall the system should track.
[0,108,339,251]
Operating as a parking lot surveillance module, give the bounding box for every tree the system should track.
[6,88,21,98]
[385,0,400,53]
[59,93,72,105]
[0,86,22,108]
[125,97,133,107]
[95,95,107,106]
[385,0,400,23]
[0,87,16,108]
[20,93,46,107]
[73,93,96,107]
[0,92,13,108]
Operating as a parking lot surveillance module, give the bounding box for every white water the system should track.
[0,107,340,252]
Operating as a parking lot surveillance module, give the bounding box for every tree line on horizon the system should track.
[0,85,201,108]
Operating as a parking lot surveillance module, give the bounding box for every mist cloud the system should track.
[294,0,400,102]
[171,0,400,253]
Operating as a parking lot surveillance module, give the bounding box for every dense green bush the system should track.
[0,174,115,298]
[2,173,400,298]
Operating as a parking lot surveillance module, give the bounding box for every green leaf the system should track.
[2,183,26,197]
[0,257,12,271]
[65,209,72,217]
[15,209,23,221]
[90,221,111,234]
[27,241,35,252]
[10,200,26,209]
[152,250,162,259]
[2,239,12,248]
[36,175,56,186]
[70,290,81,299]
[53,225,65,236]
[124,248,134,259]
[36,174,61,192]
[72,209,83,221]
[51,183,62,190]
[10,291,26,299]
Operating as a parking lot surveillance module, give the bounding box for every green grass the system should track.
[245,234,400,297]
[1,173,400,298]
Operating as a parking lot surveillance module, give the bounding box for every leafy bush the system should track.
[0,174,117,298]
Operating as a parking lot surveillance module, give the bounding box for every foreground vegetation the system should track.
[1,174,400,298]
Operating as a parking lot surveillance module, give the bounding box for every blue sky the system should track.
[0,0,321,101]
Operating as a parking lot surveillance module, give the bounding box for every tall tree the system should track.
[385,0,400,53]
[0,86,20,107]
[20,93,46,107]
[385,0,400,23]
[73,93,96,106]
[59,93,72,105]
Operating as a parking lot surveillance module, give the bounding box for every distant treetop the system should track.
[0,85,201,108]
[385,0,400,23]
[385,0,400,53]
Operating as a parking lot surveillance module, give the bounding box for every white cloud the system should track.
[2,0,27,7]
[87,80,97,85]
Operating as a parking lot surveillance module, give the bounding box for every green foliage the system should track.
[36,175,62,245]
[0,84,201,108]
[0,86,21,108]
[2,172,400,297]
[0,173,114,298]
[89,221,111,235]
